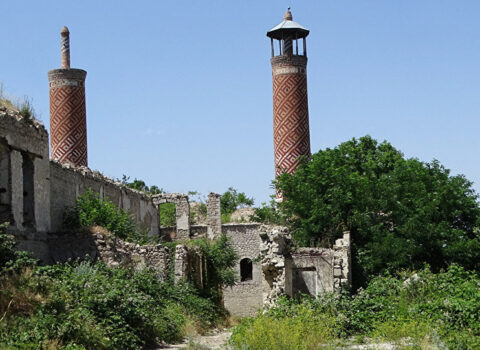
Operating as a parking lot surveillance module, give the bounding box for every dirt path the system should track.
[157,330,232,349]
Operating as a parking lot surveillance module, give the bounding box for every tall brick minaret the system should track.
[267,8,311,198]
[48,26,88,167]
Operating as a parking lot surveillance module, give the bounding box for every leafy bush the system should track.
[0,223,36,274]
[0,259,222,349]
[0,221,234,349]
[159,202,176,226]
[221,187,254,223]
[189,235,237,299]
[275,136,480,286]
[231,265,480,349]
[64,189,150,244]
[166,235,237,303]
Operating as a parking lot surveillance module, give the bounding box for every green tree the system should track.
[220,187,254,222]
[276,136,480,286]
[122,175,163,195]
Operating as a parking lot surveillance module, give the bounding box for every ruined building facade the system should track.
[0,13,351,317]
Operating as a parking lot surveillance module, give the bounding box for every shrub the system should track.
[0,260,223,349]
[64,189,150,244]
[159,202,176,226]
[0,223,36,275]
[230,299,336,350]
[231,266,480,349]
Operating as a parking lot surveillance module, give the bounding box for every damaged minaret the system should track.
[267,9,311,199]
[48,27,88,167]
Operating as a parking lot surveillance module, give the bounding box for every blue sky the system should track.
[1,1,479,204]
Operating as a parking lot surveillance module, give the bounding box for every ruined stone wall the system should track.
[0,108,52,261]
[259,228,352,307]
[258,225,292,308]
[0,107,51,234]
[333,232,352,291]
[153,193,190,240]
[206,193,221,239]
[50,161,159,236]
[48,229,169,278]
[222,223,264,317]
[291,248,334,295]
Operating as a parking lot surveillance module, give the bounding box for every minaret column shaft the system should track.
[271,55,311,178]
[48,69,88,167]
[48,27,88,167]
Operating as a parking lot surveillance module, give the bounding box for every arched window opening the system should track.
[240,258,253,282]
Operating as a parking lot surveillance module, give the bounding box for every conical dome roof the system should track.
[267,8,309,40]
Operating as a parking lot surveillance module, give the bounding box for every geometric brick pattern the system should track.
[272,70,310,178]
[49,84,88,167]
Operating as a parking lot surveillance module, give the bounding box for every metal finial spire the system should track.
[284,7,293,21]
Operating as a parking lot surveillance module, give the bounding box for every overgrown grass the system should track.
[64,189,152,244]
[230,302,337,350]
[0,227,228,349]
[230,265,480,349]
[0,83,36,120]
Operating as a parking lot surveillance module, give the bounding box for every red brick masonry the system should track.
[48,69,87,167]
[271,55,311,177]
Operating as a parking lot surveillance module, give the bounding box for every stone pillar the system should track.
[175,196,190,239]
[207,192,221,240]
[333,231,352,292]
[10,150,23,231]
[48,26,88,167]
[174,244,189,284]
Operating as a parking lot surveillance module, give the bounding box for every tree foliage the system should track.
[220,187,254,222]
[121,175,163,195]
[276,136,480,285]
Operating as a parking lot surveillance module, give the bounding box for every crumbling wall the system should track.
[291,248,334,296]
[0,107,51,234]
[153,193,190,239]
[257,227,352,307]
[0,108,51,261]
[48,229,169,278]
[173,244,205,289]
[257,225,292,308]
[207,192,221,239]
[50,161,159,236]
[333,231,351,291]
[174,244,189,283]
[222,223,264,317]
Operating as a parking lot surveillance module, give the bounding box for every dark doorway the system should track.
[22,153,35,228]
[292,267,317,298]
[0,141,12,224]
[240,258,253,282]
